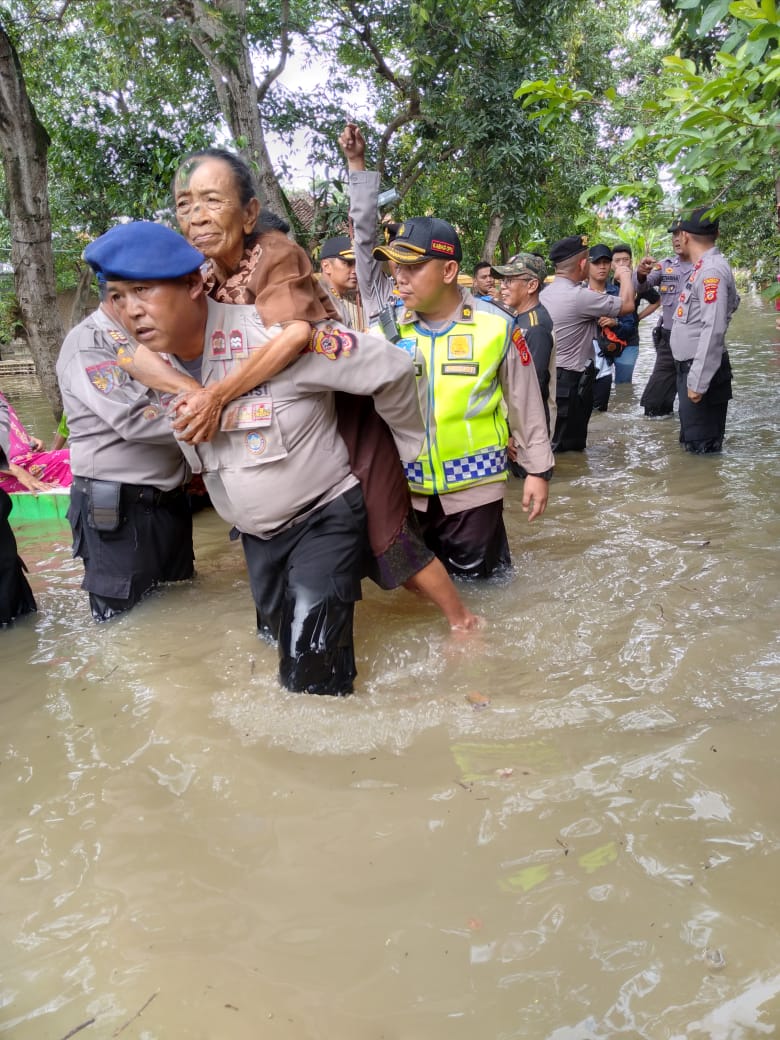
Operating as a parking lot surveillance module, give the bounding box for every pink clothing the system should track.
[0,391,72,493]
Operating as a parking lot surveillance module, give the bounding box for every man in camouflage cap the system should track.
[492,252,556,436]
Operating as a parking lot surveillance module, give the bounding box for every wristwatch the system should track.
[515,465,554,481]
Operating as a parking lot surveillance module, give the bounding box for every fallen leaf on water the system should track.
[494,767,514,778]
[466,691,491,708]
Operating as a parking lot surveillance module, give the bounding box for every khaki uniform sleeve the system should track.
[348,170,396,321]
[634,265,663,291]
[577,284,623,318]
[247,231,338,326]
[500,334,555,474]
[688,261,734,395]
[291,329,425,461]
[56,323,178,447]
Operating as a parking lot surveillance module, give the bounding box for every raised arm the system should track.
[611,264,637,315]
[339,124,396,322]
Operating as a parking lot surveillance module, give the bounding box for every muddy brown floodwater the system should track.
[1,297,779,1039]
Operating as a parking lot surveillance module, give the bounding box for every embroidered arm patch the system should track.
[702,277,720,303]
[86,361,130,395]
[511,327,532,366]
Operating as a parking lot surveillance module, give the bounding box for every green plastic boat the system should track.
[8,490,70,528]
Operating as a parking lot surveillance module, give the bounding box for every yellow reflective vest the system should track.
[389,296,516,496]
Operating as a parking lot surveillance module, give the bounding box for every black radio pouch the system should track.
[377,304,401,344]
[86,479,123,532]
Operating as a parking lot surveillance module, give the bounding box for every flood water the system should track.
[1,297,778,1039]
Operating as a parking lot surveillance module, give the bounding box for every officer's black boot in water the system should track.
[277,593,357,696]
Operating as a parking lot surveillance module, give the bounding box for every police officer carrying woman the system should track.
[125,148,477,630]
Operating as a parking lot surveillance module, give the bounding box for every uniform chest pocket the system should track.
[220,389,273,431]
[199,414,289,472]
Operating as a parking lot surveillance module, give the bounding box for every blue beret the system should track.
[84,221,205,281]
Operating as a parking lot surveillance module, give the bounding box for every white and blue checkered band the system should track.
[404,461,425,484]
[443,448,506,484]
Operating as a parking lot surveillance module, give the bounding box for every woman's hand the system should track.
[171,388,224,444]
[5,463,54,493]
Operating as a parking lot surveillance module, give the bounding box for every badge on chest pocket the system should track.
[220,385,274,431]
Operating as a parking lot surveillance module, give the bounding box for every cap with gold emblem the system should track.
[549,235,589,265]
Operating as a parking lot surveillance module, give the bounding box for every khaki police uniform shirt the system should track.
[514,302,558,437]
[670,246,739,395]
[540,276,623,371]
[634,255,693,331]
[56,307,188,490]
[318,278,366,332]
[172,298,424,539]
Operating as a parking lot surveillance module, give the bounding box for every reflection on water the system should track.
[1,299,779,1038]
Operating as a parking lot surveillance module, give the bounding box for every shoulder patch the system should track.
[702,277,720,304]
[86,361,130,395]
[511,327,532,366]
[307,325,356,360]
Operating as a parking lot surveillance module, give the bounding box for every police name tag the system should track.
[220,389,273,431]
[442,362,479,376]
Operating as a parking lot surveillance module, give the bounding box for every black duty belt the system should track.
[73,476,184,507]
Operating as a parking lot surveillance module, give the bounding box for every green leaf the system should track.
[699,0,734,35]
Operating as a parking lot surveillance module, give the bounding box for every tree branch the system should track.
[339,0,409,94]
[257,0,290,103]
[376,100,420,178]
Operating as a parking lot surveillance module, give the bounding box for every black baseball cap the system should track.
[677,206,719,236]
[320,235,355,260]
[373,217,462,265]
[588,243,613,262]
[549,235,589,264]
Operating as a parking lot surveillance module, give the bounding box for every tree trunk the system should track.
[482,213,504,264]
[0,25,64,417]
[69,263,96,330]
[176,0,291,222]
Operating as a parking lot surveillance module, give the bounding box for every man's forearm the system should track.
[617,273,635,315]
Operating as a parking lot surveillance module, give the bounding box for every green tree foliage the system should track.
[1,2,220,285]
[516,0,780,275]
[311,0,664,267]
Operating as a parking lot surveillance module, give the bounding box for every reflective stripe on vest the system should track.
[398,308,511,495]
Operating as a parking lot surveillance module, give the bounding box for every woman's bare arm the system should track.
[173,320,311,444]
